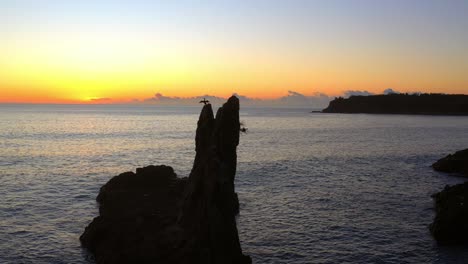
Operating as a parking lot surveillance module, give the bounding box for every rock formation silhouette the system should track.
[430,182,468,245]
[80,96,251,264]
[432,149,468,177]
[430,149,468,245]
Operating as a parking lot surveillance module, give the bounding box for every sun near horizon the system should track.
[1,1,467,104]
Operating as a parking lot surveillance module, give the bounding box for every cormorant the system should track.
[199,98,210,105]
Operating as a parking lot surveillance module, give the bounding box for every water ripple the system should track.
[1,106,468,263]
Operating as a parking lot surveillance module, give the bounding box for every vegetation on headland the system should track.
[322,93,468,115]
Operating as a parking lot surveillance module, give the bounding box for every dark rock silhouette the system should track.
[430,182,468,245]
[430,149,468,245]
[432,149,468,177]
[199,97,210,105]
[322,93,468,115]
[80,96,251,264]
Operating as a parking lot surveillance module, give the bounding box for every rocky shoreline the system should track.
[80,96,251,264]
[430,149,468,245]
[432,149,468,177]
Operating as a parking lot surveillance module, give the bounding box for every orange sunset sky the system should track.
[1,1,467,104]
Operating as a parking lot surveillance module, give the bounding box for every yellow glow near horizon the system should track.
[2,1,468,103]
[1,26,467,103]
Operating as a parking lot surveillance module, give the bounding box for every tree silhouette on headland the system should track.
[322,93,468,115]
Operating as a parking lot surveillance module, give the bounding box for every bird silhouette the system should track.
[199,98,210,105]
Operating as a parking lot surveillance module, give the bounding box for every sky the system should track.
[1,0,467,104]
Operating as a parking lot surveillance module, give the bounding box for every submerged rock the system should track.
[80,96,251,264]
[430,182,468,245]
[432,149,468,177]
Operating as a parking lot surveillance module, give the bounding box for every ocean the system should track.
[1,104,468,263]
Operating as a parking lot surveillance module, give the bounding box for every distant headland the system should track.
[322,93,468,115]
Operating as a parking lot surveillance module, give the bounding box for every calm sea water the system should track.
[1,104,468,264]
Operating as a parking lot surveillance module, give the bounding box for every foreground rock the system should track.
[430,149,468,245]
[432,149,468,177]
[430,182,468,245]
[80,96,251,264]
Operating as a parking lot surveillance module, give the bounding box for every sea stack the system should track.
[80,96,251,264]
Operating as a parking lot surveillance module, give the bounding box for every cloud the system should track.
[272,90,331,107]
[141,91,332,108]
[144,93,180,102]
[143,93,226,105]
[279,90,309,103]
[286,90,305,97]
[343,90,374,98]
[133,88,432,108]
[94,88,429,107]
[383,88,399,95]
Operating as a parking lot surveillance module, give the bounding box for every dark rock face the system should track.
[430,183,468,245]
[430,149,468,245]
[322,94,468,115]
[80,96,251,264]
[80,165,188,263]
[432,149,468,177]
